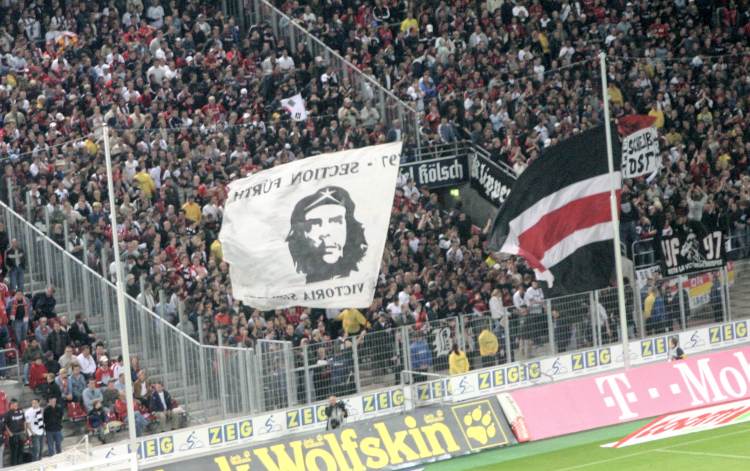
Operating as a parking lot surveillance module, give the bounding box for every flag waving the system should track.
[280,93,308,122]
[488,125,622,295]
[219,142,402,310]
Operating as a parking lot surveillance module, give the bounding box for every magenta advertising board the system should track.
[508,346,750,441]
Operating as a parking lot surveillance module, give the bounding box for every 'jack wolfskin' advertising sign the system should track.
[145,398,514,470]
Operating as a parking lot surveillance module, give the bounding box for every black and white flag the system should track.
[219,142,402,309]
[657,226,725,276]
[280,93,308,122]
[488,125,622,295]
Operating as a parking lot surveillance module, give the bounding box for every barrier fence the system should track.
[2,187,749,431]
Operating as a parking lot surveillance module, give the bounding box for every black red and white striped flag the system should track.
[488,125,622,295]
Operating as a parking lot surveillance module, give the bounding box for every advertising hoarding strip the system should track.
[509,346,750,442]
[142,398,515,471]
[93,318,750,464]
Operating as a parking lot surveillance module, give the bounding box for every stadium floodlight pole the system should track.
[103,123,139,449]
[599,52,630,369]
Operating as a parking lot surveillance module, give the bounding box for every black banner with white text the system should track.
[657,229,725,276]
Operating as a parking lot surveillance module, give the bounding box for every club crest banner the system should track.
[219,142,402,309]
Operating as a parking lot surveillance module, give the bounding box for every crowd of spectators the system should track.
[0,0,748,423]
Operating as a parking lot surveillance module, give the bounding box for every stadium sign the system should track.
[142,399,514,471]
[400,155,467,189]
[468,152,515,206]
[610,398,750,447]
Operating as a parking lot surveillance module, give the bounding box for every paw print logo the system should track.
[452,400,507,451]
[463,406,497,445]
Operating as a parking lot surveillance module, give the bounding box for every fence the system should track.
[0,199,253,425]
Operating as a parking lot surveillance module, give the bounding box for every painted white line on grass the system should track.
[554,425,750,471]
[655,449,750,460]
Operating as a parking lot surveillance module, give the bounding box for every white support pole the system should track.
[599,52,630,368]
[103,124,139,449]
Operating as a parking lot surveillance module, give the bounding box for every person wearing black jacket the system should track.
[32,286,57,321]
[44,397,64,456]
[46,322,69,360]
[324,395,348,431]
[4,399,26,465]
[69,313,95,346]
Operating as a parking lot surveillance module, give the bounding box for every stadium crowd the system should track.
[0,0,749,448]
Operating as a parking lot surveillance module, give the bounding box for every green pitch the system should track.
[426,419,750,471]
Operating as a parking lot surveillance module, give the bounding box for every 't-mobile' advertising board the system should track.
[508,345,750,441]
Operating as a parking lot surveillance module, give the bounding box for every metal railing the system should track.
[4,187,749,427]
[0,199,255,425]
[0,347,20,380]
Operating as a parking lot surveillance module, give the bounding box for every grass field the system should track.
[426,418,750,471]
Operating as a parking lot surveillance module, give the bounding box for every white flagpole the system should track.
[599,52,630,368]
[103,124,139,449]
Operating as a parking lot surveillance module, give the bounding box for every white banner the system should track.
[280,93,307,121]
[219,142,402,309]
[621,126,659,179]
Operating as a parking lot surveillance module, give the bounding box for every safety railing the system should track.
[0,198,254,426]
[4,184,749,425]
[0,347,21,380]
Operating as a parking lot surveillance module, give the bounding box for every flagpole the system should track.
[103,124,139,450]
[599,52,630,369]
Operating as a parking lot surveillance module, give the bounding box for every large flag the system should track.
[280,93,308,122]
[488,125,622,295]
[219,142,402,310]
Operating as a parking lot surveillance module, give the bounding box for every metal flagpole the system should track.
[103,124,139,449]
[599,52,630,368]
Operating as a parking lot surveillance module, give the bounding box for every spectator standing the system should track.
[8,290,31,346]
[409,332,432,382]
[4,238,25,292]
[478,323,500,367]
[448,343,470,375]
[32,286,57,320]
[25,398,45,462]
[4,399,26,466]
[44,396,64,456]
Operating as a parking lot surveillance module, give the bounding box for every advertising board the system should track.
[508,346,750,441]
[93,318,750,465]
[611,397,750,448]
[142,398,514,471]
[399,155,467,189]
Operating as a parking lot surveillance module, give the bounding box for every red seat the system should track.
[4,342,16,362]
[67,402,87,423]
[0,391,8,416]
